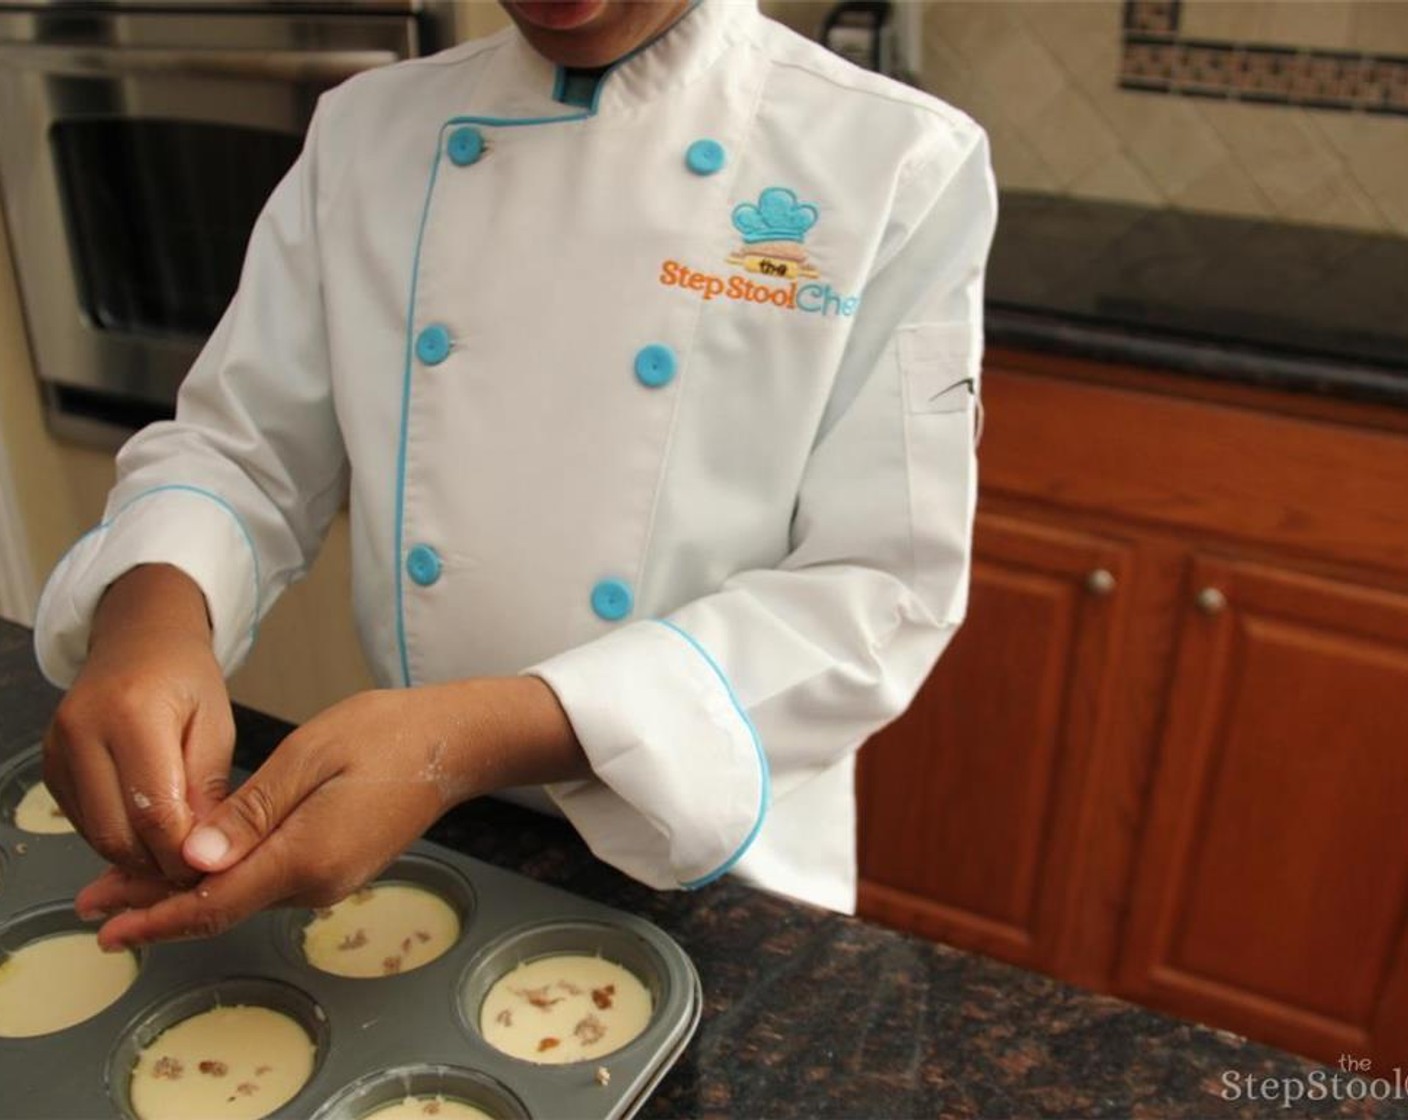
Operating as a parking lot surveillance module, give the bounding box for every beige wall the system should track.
[0,220,373,724]
[0,221,113,582]
[765,0,1408,235]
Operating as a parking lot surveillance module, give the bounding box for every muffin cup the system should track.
[106,977,330,1120]
[281,853,477,978]
[0,746,47,830]
[0,745,39,823]
[460,920,674,1068]
[311,1064,530,1120]
[0,901,144,1037]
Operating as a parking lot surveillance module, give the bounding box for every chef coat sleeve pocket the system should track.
[897,323,980,621]
[897,322,979,417]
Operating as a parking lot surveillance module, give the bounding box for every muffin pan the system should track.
[0,744,701,1120]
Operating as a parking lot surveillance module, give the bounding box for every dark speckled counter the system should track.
[988,193,1408,409]
[3,617,1404,1119]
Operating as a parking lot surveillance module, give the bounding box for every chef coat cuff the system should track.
[34,486,260,687]
[528,619,770,890]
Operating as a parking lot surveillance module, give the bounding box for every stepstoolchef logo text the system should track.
[658,187,862,318]
[1222,1055,1408,1108]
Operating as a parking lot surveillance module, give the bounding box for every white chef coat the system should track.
[34,0,997,913]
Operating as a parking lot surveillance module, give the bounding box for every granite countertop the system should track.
[987,192,1408,409]
[2,617,1401,1118]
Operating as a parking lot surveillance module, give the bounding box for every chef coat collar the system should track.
[469,0,756,123]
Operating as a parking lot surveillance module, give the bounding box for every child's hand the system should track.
[44,565,233,884]
[75,676,587,950]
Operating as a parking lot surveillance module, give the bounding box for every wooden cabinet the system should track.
[1118,555,1408,1067]
[858,515,1133,976]
[856,349,1408,1066]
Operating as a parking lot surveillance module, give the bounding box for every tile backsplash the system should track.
[763,1,1408,236]
[1121,1,1408,117]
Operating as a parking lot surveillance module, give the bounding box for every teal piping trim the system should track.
[443,110,592,128]
[109,483,263,644]
[395,111,594,688]
[393,56,641,685]
[652,619,770,889]
[394,128,451,688]
[555,70,602,109]
[394,0,706,685]
[548,0,703,111]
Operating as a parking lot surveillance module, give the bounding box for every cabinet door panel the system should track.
[858,514,1131,972]
[1118,556,1408,1064]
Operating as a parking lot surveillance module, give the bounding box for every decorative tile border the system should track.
[1124,0,1180,37]
[1120,0,1408,114]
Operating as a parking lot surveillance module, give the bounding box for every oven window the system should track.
[50,119,301,338]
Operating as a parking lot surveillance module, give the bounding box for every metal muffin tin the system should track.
[0,744,701,1120]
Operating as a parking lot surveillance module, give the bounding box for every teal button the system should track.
[406,544,442,587]
[590,578,633,622]
[634,343,677,388]
[685,139,725,176]
[416,324,452,366]
[448,126,484,167]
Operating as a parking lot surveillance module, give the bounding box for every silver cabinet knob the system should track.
[1196,587,1228,615]
[1085,569,1117,596]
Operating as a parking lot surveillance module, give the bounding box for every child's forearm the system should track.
[90,564,212,655]
[414,675,591,802]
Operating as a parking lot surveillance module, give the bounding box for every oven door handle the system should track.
[0,45,399,83]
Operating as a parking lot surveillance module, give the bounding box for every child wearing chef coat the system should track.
[34,0,997,948]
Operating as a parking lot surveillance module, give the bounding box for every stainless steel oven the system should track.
[0,0,453,446]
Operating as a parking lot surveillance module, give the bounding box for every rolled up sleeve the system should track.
[35,487,261,686]
[532,620,767,889]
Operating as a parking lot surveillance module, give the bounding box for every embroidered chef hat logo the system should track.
[657,183,860,318]
[731,187,818,245]
[727,187,820,280]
